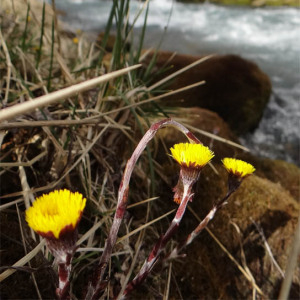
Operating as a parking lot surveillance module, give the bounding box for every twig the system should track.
[0,80,205,131]
[0,65,141,122]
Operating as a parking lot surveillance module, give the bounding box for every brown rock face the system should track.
[238,154,300,202]
[171,166,299,299]
[144,51,272,135]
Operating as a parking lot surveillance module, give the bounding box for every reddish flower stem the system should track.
[56,253,73,300]
[45,230,78,300]
[120,183,194,299]
[85,119,201,300]
[167,181,242,260]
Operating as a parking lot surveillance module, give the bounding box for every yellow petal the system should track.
[170,143,214,169]
[222,158,255,178]
[26,189,86,239]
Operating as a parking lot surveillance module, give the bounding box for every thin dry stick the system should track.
[0,65,141,122]
[164,261,172,300]
[251,217,284,278]
[116,231,145,300]
[55,124,110,186]
[147,54,214,91]
[278,216,300,300]
[0,80,204,130]
[230,221,260,300]
[0,29,12,106]
[98,197,159,216]
[185,123,249,152]
[0,239,46,282]
[16,205,42,300]
[117,209,176,244]
[187,206,265,296]
[16,148,36,240]
[1,125,111,201]
[0,151,47,167]
[85,119,201,300]
[0,198,24,211]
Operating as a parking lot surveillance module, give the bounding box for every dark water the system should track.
[53,0,300,165]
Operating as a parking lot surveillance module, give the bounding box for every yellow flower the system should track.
[222,158,255,178]
[170,143,214,169]
[26,189,86,239]
[72,37,79,44]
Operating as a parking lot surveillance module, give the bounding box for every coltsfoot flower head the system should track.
[170,143,214,204]
[222,158,255,178]
[26,189,86,239]
[26,190,86,300]
[170,143,214,170]
[222,158,255,193]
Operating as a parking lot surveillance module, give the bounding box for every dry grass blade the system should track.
[0,64,141,122]
[0,151,47,167]
[251,217,284,278]
[117,209,176,244]
[147,54,214,91]
[16,205,42,299]
[76,217,110,246]
[116,232,144,300]
[163,261,172,300]
[0,120,130,130]
[0,81,206,132]
[0,29,12,106]
[185,123,249,151]
[0,198,24,211]
[188,206,265,296]
[53,124,109,187]
[105,197,159,214]
[0,240,46,282]
[230,221,260,299]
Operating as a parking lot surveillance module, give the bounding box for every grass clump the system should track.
[0,0,210,298]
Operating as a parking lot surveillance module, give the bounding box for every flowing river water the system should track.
[54,0,300,165]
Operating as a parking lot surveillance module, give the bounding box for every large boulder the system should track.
[238,154,300,201]
[169,165,300,299]
[143,51,272,135]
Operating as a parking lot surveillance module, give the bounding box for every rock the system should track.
[170,165,299,299]
[238,154,300,201]
[143,51,272,135]
[96,32,131,52]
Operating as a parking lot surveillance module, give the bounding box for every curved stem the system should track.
[85,119,201,299]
